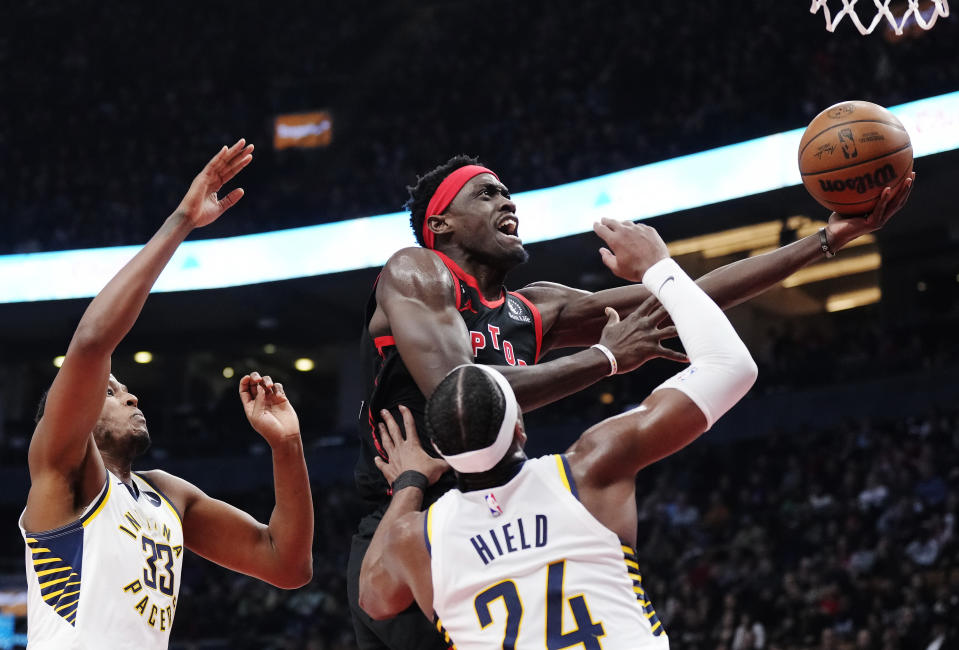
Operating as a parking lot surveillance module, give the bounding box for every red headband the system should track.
[422,165,498,249]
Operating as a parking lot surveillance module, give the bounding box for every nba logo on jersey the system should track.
[485,493,503,517]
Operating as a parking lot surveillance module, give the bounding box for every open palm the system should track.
[176,139,254,228]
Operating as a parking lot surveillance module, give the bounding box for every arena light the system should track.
[826,287,882,312]
[53,355,65,368]
[294,358,315,372]
[222,367,235,379]
[781,252,881,288]
[0,91,956,304]
[668,218,877,260]
[668,221,785,259]
[133,351,153,364]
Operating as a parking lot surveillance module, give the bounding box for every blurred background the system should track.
[1,1,959,648]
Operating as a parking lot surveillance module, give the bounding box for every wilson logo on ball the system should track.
[817,164,897,194]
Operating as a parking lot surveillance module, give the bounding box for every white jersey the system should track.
[19,471,185,649]
[427,455,669,650]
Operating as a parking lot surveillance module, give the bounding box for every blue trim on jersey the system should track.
[559,454,580,500]
[424,505,432,557]
[622,544,666,637]
[23,478,109,627]
[79,478,112,527]
[27,526,85,626]
[29,517,83,542]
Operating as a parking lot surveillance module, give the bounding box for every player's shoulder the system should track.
[137,469,203,506]
[379,247,454,295]
[384,246,442,269]
[515,280,589,306]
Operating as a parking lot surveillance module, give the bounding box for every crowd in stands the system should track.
[2,296,958,647]
[3,1,958,254]
[634,408,959,650]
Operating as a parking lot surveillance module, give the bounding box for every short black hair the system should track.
[425,365,504,456]
[405,154,482,247]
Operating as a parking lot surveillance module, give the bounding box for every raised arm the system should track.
[23,140,253,533]
[359,407,438,619]
[538,174,914,350]
[378,249,684,412]
[566,220,758,543]
[145,373,313,589]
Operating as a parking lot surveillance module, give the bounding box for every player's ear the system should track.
[514,422,526,448]
[427,214,451,236]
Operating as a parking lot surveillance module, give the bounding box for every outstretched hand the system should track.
[593,218,670,283]
[239,372,300,447]
[374,406,449,487]
[175,139,255,229]
[826,171,915,250]
[597,295,687,372]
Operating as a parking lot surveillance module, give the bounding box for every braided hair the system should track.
[425,365,505,456]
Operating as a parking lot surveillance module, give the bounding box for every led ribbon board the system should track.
[2,91,958,303]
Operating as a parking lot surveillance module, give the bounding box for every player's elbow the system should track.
[734,347,759,391]
[358,582,392,620]
[269,558,314,590]
[271,572,312,590]
[359,594,398,621]
[358,566,404,620]
[70,323,112,357]
[720,345,759,404]
[289,563,314,589]
[739,351,759,388]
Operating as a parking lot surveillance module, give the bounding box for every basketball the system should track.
[798,100,913,214]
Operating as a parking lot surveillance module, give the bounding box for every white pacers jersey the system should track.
[427,455,668,649]
[19,471,185,649]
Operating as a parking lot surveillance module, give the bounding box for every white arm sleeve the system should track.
[642,257,758,429]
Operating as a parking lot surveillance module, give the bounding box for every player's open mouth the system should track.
[496,216,519,237]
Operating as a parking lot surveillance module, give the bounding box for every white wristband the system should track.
[591,344,618,376]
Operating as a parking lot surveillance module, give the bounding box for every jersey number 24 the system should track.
[474,560,605,649]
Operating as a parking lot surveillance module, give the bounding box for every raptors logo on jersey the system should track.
[426,455,668,649]
[356,250,543,503]
[19,471,184,649]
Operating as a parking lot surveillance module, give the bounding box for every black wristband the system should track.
[392,470,428,493]
[819,228,836,258]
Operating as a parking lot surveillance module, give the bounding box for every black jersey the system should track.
[356,250,543,505]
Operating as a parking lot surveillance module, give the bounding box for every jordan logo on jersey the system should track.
[459,297,477,314]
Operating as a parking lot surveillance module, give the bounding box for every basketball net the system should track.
[810,0,950,35]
